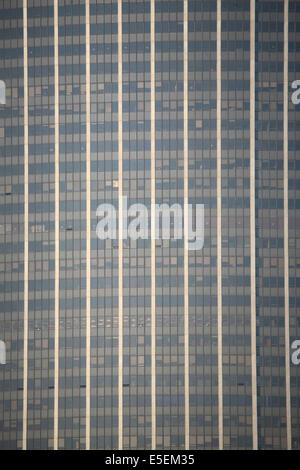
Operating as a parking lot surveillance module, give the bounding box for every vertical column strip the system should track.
[183,0,189,450]
[150,0,156,451]
[216,0,223,451]
[118,0,123,451]
[53,0,59,451]
[22,0,28,450]
[250,0,258,450]
[283,0,292,451]
[85,0,91,450]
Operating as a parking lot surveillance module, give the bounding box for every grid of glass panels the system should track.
[188,0,219,450]
[154,0,185,450]
[221,0,253,449]
[57,0,86,450]
[0,0,25,451]
[122,0,152,451]
[288,0,300,451]
[26,0,55,450]
[90,0,119,449]
[255,0,287,450]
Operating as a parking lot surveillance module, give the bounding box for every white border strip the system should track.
[283,0,291,451]
[22,0,28,450]
[216,0,223,451]
[85,0,91,450]
[118,0,123,451]
[183,0,189,450]
[150,0,156,451]
[250,0,258,450]
[53,0,59,451]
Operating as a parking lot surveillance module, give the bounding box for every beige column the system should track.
[22,0,28,450]
[216,0,223,451]
[183,0,189,450]
[85,0,91,450]
[53,0,60,451]
[118,0,123,450]
[250,0,258,450]
[283,0,291,451]
[150,0,156,451]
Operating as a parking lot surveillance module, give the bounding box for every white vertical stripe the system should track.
[216,0,223,451]
[283,0,292,451]
[183,0,189,450]
[22,0,28,451]
[118,0,123,451]
[150,0,156,451]
[250,0,258,450]
[53,0,59,451]
[85,0,91,450]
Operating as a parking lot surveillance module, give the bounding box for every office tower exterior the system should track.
[0,0,299,450]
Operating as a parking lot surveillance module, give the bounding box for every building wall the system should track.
[0,0,299,450]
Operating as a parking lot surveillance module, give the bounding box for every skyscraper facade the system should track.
[0,0,299,451]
